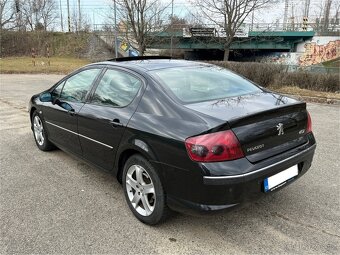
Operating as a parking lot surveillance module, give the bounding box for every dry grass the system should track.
[271,86,340,100]
[0,57,90,74]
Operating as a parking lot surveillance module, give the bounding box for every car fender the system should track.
[113,135,161,175]
[117,136,159,161]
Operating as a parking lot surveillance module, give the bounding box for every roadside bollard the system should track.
[47,47,50,66]
[31,48,36,66]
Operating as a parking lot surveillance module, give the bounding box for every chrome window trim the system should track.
[203,143,316,180]
[45,121,113,149]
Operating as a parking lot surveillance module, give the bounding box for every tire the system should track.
[122,154,170,225]
[31,111,55,151]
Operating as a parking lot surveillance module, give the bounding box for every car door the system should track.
[77,67,144,170]
[42,68,102,155]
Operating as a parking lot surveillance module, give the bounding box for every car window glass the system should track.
[60,69,101,103]
[51,81,65,99]
[150,66,262,104]
[91,69,142,107]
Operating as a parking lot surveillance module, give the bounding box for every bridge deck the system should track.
[147,31,315,51]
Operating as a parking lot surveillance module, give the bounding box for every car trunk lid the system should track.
[228,103,308,163]
[185,92,309,163]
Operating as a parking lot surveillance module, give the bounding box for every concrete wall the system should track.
[260,36,339,66]
[297,36,339,66]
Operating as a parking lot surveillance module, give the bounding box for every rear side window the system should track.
[60,68,101,103]
[150,66,262,103]
[91,69,142,107]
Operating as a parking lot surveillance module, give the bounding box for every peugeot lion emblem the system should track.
[276,123,284,136]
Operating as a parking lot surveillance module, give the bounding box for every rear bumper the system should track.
[164,140,316,215]
[203,143,316,185]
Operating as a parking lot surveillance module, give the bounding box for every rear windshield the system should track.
[150,66,262,103]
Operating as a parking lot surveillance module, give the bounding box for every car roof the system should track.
[93,59,209,72]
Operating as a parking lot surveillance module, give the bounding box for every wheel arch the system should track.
[30,107,37,121]
[115,139,160,183]
[29,107,37,130]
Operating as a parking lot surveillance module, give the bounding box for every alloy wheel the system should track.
[33,115,45,146]
[125,164,156,216]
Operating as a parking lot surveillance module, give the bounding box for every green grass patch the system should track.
[0,57,90,74]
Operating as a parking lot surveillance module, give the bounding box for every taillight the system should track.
[185,130,244,162]
[306,111,312,133]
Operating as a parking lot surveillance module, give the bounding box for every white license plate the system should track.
[264,165,298,192]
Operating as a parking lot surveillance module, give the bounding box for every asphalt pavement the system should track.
[0,74,339,254]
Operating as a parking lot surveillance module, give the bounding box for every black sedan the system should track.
[29,57,316,225]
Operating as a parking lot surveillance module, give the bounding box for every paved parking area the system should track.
[0,74,339,254]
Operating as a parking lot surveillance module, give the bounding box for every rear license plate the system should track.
[264,165,298,192]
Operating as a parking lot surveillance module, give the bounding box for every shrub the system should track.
[208,61,339,93]
[0,31,90,57]
[273,72,339,92]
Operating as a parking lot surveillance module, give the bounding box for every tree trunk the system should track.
[138,43,145,56]
[223,47,230,61]
[138,45,143,56]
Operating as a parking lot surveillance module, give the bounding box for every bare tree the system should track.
[11,0,26,31]
[0,0,15,29]
[40,0,57,31]
[21,0,35,30]
[323,0,332,32]
[334,0,340,23]
[196,0,273,60]
[20,0,57,31]
[115,0,170,56]
[72,5,91,32]
[167,15,189,31]
[313,0,339,33]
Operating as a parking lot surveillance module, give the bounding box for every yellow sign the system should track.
[120,41,129,52]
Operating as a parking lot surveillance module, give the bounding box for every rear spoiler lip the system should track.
[191,102,306,138]
[227,102,307,128]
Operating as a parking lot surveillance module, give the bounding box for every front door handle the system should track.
[110,118,123,127]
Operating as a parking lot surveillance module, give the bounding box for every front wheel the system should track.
[32,111,55,151]
[122,154,170,225]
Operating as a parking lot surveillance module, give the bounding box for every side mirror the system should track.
[39,92,52,102]
[52,97,60,105]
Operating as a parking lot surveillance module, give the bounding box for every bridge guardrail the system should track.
[93,22,339,36]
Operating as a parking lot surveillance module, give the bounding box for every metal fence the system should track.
[282,65,339,74]
[93,21,340,35]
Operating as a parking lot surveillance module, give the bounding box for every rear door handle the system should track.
[110,118,123,127]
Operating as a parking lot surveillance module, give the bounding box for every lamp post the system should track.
[59,0,63,31]
[67,0,71,32]
[170,0,174,57]
[78,0,81,32]
[114,0,118,58]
